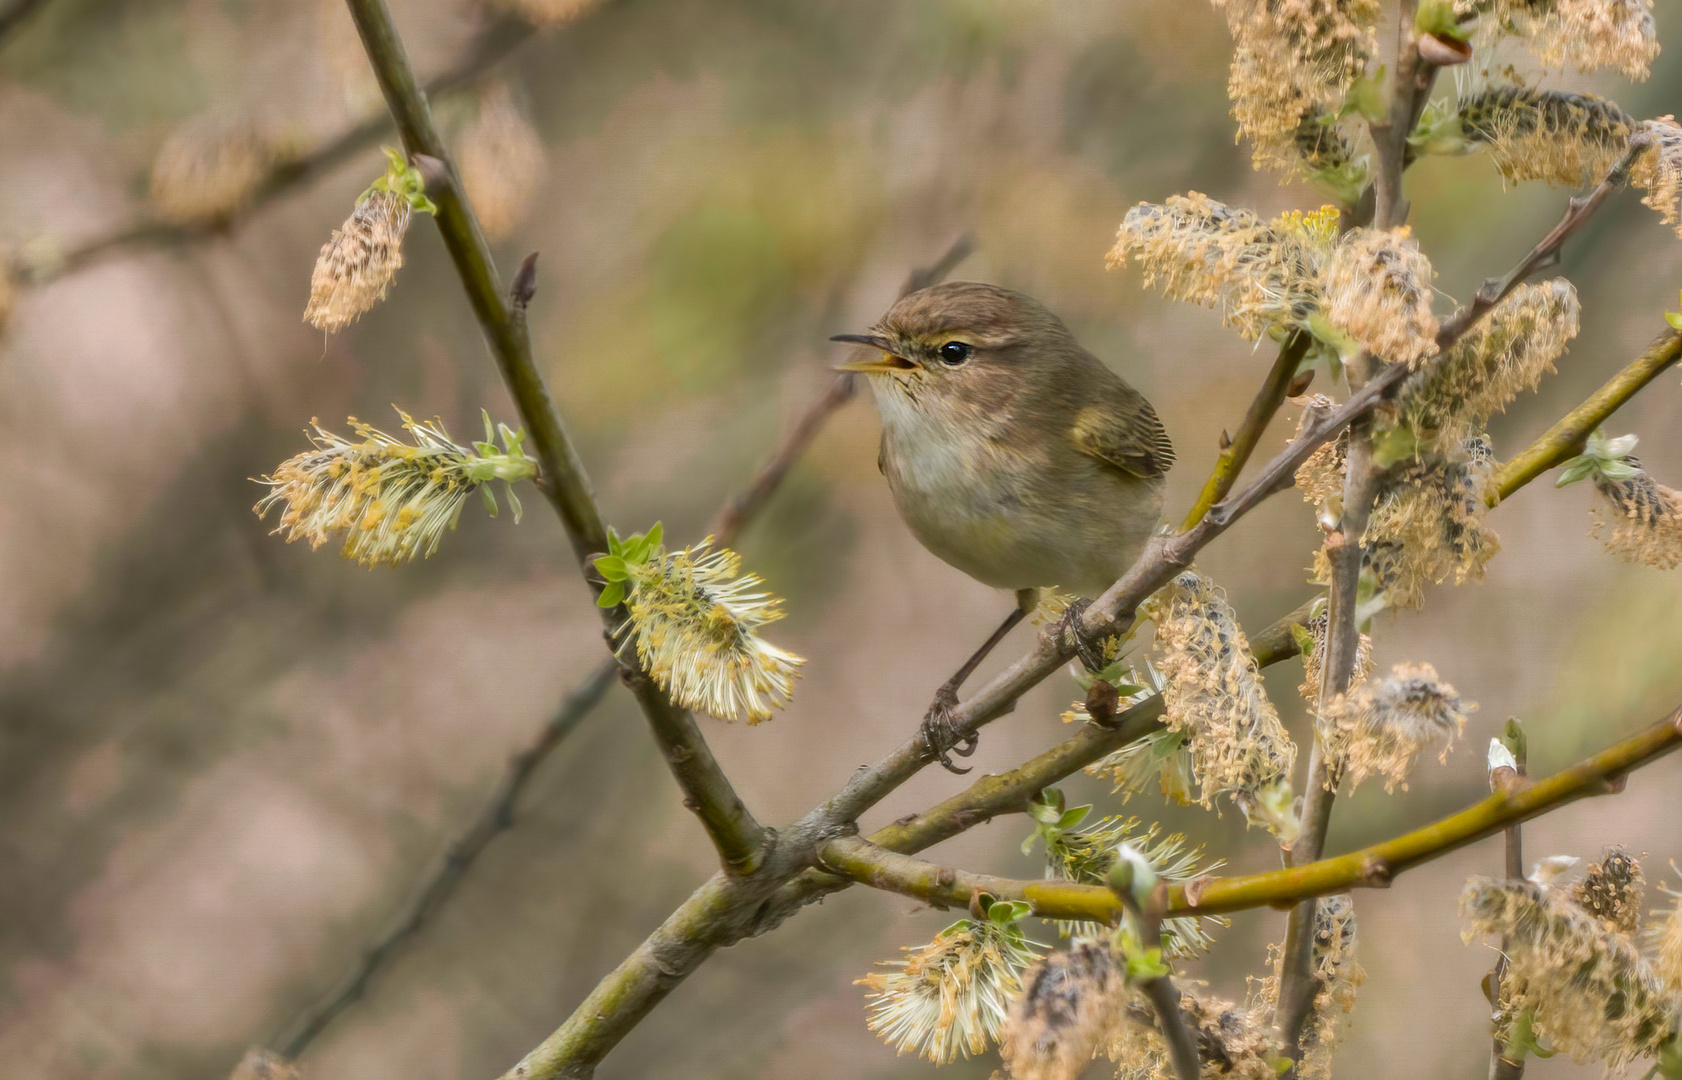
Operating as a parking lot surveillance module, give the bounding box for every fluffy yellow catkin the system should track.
[1454,86,1636,187]
[457,85,545,242]
[1108,986,1277,1080]
[304,189,413,332]
[858,916,1040,1064]
[1571,847,1646,936]
[1108,195,1335,342]
[999,943,1127,1080]
[1296,603,1373,706]
[1320,226,1439,367]
[1360,437,1501,609]
[1214,0,1380,172]
[1591,459,1682,570]
[1463,878,1677,1071]
[1398,279,1579,451]
[1149,572,1297,823]
[617,542,805,723]
[1251,894,1366,1080]
[1318,662,1471,792]
[1632,116,1682,236]
[1473,0,1659,79]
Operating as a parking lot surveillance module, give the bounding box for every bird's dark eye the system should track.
[938,341,972,365]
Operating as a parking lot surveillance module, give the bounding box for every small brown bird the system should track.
[833,281,1173,770]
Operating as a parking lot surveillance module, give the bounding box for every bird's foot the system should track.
[1055,598,1111,673]
[920,685,979,774]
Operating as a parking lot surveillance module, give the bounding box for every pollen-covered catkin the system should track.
[1108,986,1278,1080]
[1632,116,1682,236]
[1320,227,1439,367]
[1215,0,1380,173]
[1454,86,1636,187]
[254,410,536,567]
[1251,894,1366,1080]
[616,542,804,723]
[1000,943,1127,1080]
[859,912,1040,1064]
[1398,279,1579,451]
[1297,603,1373,706]
[1462,878,1678,1070]
[1571,847,1646,936]
[1591,459,1682,570]
[1318,662,1471,792]
[457,84,545,241]
[1359,437,1501,608]
[1474,0,1659,79]
[1108,195,1335,341]
[304,189,412,332]
[1149,572,1297,826]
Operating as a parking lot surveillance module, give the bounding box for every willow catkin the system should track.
[1318,662,1472,792]
[303,189,412,332]
[1320,226,1439,368]
[1454,86,1636,187]
[1000,943,1128,1080]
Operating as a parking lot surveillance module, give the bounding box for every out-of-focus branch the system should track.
[815,705,1682,920]
[12,13,534,287]
[1493,327,1682,501]
[344,0,769,875]
[1178,332,1311,531]
[0,0,51,47]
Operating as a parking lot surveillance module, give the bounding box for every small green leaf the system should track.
[1667,311,1682,331]
[594,555,628,580]
[596,580,626,608]
[506,485,524,524]
[1290,622,1317,658]
[607,526,623,555]
[481,485,499,517]
[645,521,664,551]
[1057,805,1093,830]
[988,899,1031,925]
[1021,831,1042,856]
[1555,456,1597,487]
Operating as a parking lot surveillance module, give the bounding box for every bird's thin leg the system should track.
[921,589,1037,774]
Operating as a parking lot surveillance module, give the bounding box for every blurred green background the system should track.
[1,1,1681,1078]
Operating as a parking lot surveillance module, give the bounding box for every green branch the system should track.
[815,704,1682,921]
[1177,332,1311,532]
[343,0,769,876]
[1493,327,1682,502]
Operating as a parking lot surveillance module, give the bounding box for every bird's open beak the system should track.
[830,333,914,373]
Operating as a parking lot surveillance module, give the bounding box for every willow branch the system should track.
[14,14,534,288]
[1489,735,1527,1080]
[816,703,1682,921]
[1178,332,1311,531]
[1493,327,1682,502]
[344,0,768,874]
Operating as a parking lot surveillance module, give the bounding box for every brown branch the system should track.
[814,703,1682,921]
[13,13,535,287]
[1493,327,1682,502]
[344,0,768,874]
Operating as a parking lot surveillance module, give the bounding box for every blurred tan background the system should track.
[2,1,1681,1078]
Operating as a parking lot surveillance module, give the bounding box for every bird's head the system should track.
[830,281,1079,411]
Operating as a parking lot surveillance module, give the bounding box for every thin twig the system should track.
[1493,327,1682,501]
[1487,726,1527,1080]
[1125,884,1201,1080]
[13,14,536,287]
[1178,332,1311,531]
[813,703,1682,920]
[344,0,768,874]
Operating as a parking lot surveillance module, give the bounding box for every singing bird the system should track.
[832,281,1173,770]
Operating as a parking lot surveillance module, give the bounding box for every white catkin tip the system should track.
[1488,738,1518,774]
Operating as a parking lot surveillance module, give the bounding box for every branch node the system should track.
[411,151,448,193]
[512,252,540,311]
[1360,855,1394,888]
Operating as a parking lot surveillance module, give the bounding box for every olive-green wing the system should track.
[1070,386,1175,480]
